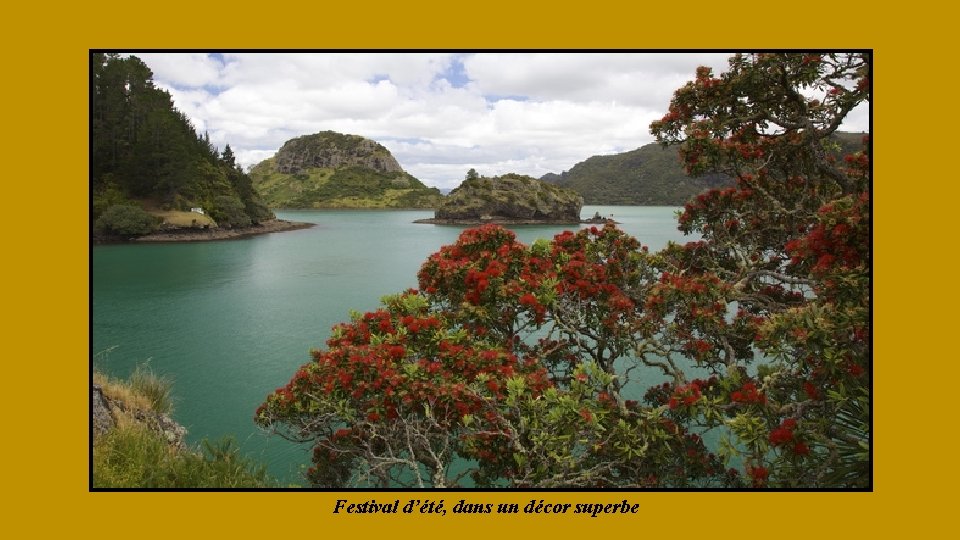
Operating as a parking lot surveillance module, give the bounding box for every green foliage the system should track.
[209,195,252,228]
[244,199,276,224]
[93,428,274,488]
[92,53,271,233]
[397,186,443,208]
[92,178,127,220]
[94,205,159,237]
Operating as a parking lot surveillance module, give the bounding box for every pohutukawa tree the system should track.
[256,52,870,488]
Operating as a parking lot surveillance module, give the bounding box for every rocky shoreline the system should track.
[96,219,314,244]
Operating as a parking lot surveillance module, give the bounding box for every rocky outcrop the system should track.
[418,174,583,224]
[92,384,187,450]
[93,384,115,435]
[273,131,403,175]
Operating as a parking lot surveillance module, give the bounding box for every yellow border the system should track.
[5,2,950,537]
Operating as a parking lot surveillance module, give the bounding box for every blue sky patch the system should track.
[437,55,470,88]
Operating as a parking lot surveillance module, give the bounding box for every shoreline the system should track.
[413,217,618,226]
[274,206,436,211]
[95,219,315,244]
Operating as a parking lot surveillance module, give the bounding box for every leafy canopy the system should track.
[92,53,272,224]
[256,52,870,488]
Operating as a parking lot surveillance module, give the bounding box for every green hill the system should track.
[541,143,730,205]
[542,133,868,206]
[249,132,442,208]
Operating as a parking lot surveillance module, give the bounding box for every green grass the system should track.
[93,363,278,488]
[151,210,218,228]
[129,363,174,415]
[317,188,441,208]
[250,159,337,206]
[250,157,440,208]
[93,427,275,488]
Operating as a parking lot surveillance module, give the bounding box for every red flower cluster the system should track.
[747,465,769,487]
[730,382,766,405]
[769,418,798,446]
[668,382,703,409]
[784,193,870,277]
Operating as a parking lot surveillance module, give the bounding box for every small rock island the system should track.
[415,174,585,225]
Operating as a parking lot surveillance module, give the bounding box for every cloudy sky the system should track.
[130,52,870,190]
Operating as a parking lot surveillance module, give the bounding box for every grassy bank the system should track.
[93,365,277,488]
[151,209,218,228]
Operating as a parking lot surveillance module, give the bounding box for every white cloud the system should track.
[136,53,223,88]
[462,52,731,108]
[127,52,870,190]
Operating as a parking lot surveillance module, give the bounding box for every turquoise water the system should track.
[92,206,694,484]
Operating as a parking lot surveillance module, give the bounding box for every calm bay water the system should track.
[92,206,694,484]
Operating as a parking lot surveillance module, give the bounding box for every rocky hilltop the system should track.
[417,174,583,224]
[250,131,442,209]
[274,131,403,174]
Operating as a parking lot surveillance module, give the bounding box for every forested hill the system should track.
[542,133,867,206]
[92,53,273,226]
[540,142,730,205]
[249,132,442,208]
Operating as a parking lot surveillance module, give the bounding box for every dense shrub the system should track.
[92,180,127,220]
[94,205,159,237]
[244,200,275,224]
[209,195,252,228]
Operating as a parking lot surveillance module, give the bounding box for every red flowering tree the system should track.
[417,224,659,389]
[257,227,732,488]
[415,224,730,487]
[257,52,869,488]
[647,52,870,487]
